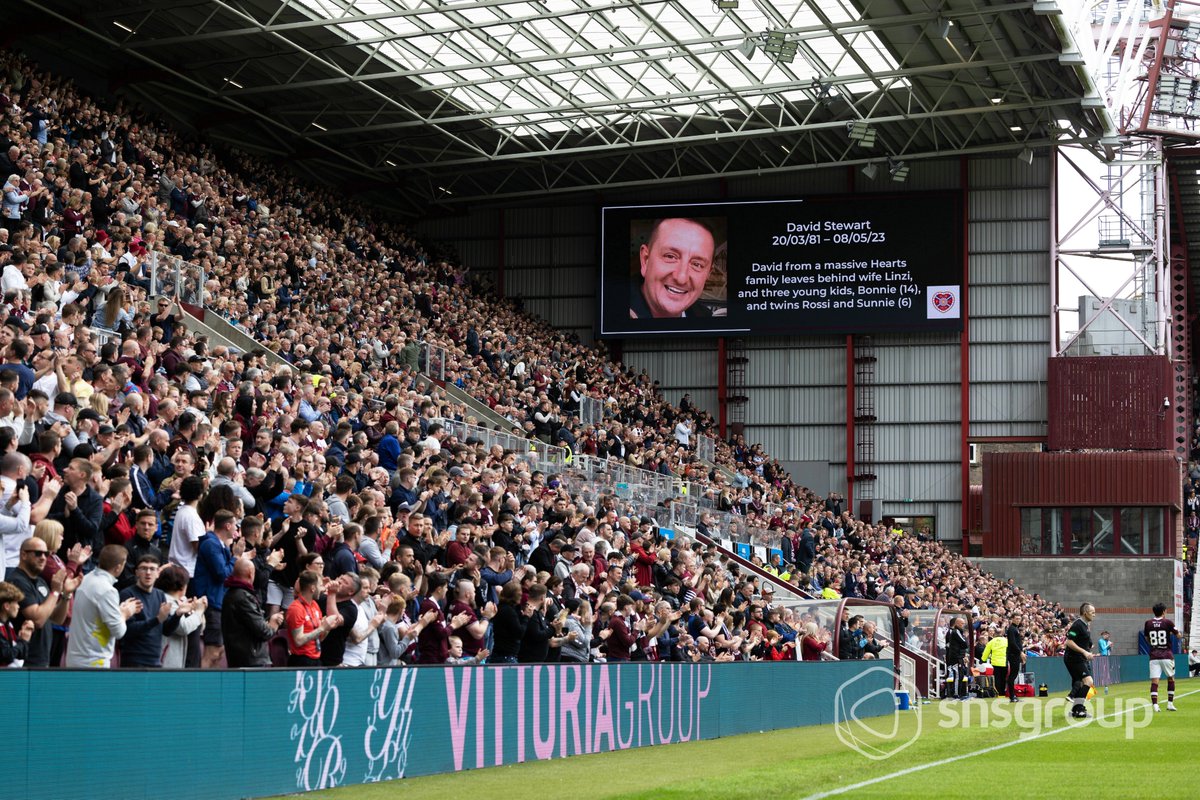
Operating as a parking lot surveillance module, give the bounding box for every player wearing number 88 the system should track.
[1144,602,1178,712]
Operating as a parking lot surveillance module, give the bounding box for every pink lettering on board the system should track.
[616,667,635,750]
[636,664,656,747]
[656,663,675,743]
[516,666,528,763]
[559,664,583,758]
[493,667,505,766]
[593,664,615,751]
[444,669,472,772]
[474,668,485,769]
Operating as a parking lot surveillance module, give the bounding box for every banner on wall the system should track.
[1175,559,1185,631]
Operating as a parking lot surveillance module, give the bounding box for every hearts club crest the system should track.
[932,291,955,313]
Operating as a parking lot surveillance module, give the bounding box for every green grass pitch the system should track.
[279,678,1195,800]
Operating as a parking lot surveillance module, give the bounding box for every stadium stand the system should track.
[0,48,1078,673]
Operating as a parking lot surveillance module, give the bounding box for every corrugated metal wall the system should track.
[415,154,1053,541]
[417,205,597,342]
[968,158,1052,439]
[982,451,1181,556]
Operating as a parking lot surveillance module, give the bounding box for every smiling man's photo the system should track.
[629,217,724,319]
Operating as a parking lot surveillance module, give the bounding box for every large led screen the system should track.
[598,194,964,338]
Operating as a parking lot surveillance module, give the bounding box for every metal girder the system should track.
[438,135,1093,205]
[1052,142,1169,358]
[17,0,1111,211]
[122,0,654,48]
[368,96,1090,172]
[124,0,1031,54]
[201,0,490,159]
[17,0,386,179]
[293,53,1069,136]
[218,3,1039,98]
[90,0,216,20]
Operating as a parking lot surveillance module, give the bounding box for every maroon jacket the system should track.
[631,543,655,588]
[606,613,637,660]
[416,597,450,664]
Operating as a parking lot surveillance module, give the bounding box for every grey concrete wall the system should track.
[974,557,1176,655]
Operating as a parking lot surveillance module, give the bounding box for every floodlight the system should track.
[847,120,876,148]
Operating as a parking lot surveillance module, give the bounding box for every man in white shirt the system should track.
[0,453,33,575]
[343,572,384,667]
[0,388,27,444]
[1,255,29,295]
[168,475,207,577]
[65,544,142,668]
[674,416,692,448]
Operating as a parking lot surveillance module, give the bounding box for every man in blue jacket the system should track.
[192,509,247,668]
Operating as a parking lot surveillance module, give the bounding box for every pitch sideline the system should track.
[801,686,1200,800]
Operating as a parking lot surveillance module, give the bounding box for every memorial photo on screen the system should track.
[628,216,728,320]
[599,196,963,339]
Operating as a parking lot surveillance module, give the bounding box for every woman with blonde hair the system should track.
[61,195,85,237]
[89,391,110,417]
[34,519,89,666]
[94,284,133,331]
[33,520,85,585]
[801,621,830,662]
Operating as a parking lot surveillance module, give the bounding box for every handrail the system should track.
[693,527,943,696]
[439,382,515,430]
[433,417,570,473]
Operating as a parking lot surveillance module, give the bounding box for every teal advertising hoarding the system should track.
[2,660,893,800]
[3,655,1178,800]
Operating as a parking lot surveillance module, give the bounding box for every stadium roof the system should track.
[14,0,1114,216]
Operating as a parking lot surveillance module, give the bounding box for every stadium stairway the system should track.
[441,381,516,430]
[693,529,943,697]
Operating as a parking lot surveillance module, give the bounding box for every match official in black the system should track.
[944,616,970,700]
[1064,602,1096,718]
[1005,613,1025,702]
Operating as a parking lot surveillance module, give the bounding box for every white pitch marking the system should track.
[802,688,1200,800]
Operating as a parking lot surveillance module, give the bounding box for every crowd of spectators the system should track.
[0,48,1079,671]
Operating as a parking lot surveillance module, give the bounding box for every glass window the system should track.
[1146,508,1163,554]
[1091,507,1114,555]
[1047,508,1064,555]
[1119,507,1143,555]
[1068,508,1092,555]
[1020,508,1043,554]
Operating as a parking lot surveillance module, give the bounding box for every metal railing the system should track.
[434,417,569,473]
[579,395,604,426]
[149,252,206,307]
[418,340,447,382]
